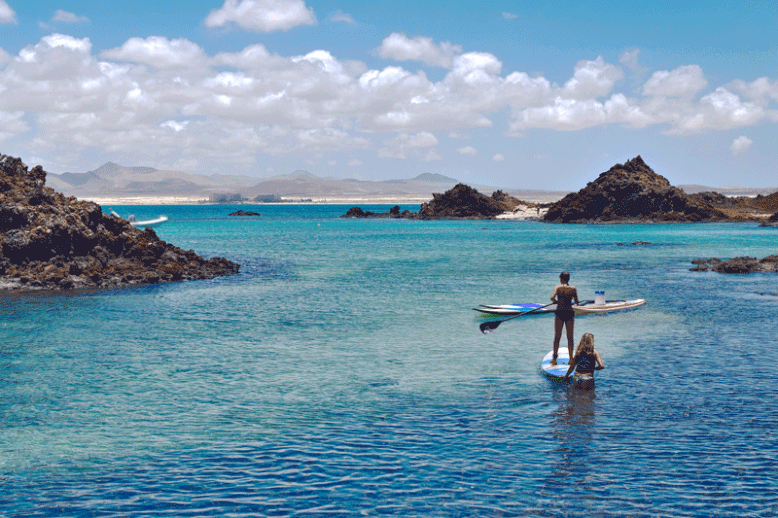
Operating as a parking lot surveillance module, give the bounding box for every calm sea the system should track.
[2,204,777,517]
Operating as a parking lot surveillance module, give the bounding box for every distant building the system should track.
[209,193,243,203]
[253,194,282,202]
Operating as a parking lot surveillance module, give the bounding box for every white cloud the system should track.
[378,131,439,159]
[377,33,462,68]
[53,10,90,23]
[493,153,504,161]
[449,52,502,83]
[1,31,776,176]
[327,160,336,165]
[330,10,356,24]
[502,12,518,19]
[0,111,29,141]
[561,56,623,100]
[643,65,707,98]
[730,77,778,106]
[101,36,208,69]
[424,149,442,161]
[618,49,649,76]
[205,0,317,32]
[0,0,16,24]
[730,136,753,155]
[348,159,362,166]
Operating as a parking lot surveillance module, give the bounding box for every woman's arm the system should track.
[562,356,578,380]
[594,349,605,370]
[573,287,580,306]
[550,285,559,303]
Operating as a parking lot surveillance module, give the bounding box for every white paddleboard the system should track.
[573,298,646,314]
[474,299,645,316]
[540,349,570,380]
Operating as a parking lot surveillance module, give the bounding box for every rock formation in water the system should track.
[542,156,734,223]
[417,184,510,219]
[341,205,414,218]
[0,153,239,291]
[229,210,260,216]
[690,256,778,274]
[342,184,531,220]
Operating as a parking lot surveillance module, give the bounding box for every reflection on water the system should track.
[540,385,599,508]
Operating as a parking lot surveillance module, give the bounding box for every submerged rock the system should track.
[229,210,260,216]
[0,153,239,291]
[543,156,732,223]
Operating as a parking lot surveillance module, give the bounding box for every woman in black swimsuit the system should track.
[550,271,579,366]
[563,332,604,390]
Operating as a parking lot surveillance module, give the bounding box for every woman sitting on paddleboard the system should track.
[550,271,579,366]
[562,333,604,389]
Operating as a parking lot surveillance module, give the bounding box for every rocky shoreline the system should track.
[342,157,778,224]
[0,154,239,292]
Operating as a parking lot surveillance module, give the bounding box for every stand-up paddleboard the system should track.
[474,299,645,316]
[540,349,570,381]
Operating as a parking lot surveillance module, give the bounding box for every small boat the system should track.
[110,210,169,227]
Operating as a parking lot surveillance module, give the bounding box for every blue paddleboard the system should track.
[540,349,570,380]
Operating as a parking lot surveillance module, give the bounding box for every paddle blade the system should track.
[479,320,502,334]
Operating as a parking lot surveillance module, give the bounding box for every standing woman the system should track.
[550,271,579,366]
[563,333,605,390]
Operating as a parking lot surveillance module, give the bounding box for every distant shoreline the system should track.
[80,193,567,206]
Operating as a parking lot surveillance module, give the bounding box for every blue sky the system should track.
[0,0,776,190]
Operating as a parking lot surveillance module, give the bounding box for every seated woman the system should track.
[562,333,604,390]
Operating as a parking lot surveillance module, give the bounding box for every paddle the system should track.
[479,302,555,334]
[478,300,593,334]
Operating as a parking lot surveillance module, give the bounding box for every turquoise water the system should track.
[2,204,777,517]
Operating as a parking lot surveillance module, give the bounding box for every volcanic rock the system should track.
[542,156,731,223]
[0,153,239,291]
[417,184,508,220]
[341,184,527,220]
[341,206,414,218]
[690,256,778,273]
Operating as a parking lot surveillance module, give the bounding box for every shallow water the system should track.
[2,204,777,517]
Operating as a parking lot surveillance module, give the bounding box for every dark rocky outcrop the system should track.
[691,256,778,273]
[417,184,508,220]
[542,156,734,223]
[760,211,778,227]
[229,210,260,216]
[341,205,414,218]
[340,184,531,220]
[0,153,239,291]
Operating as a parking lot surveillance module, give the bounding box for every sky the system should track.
[0,0,776,190]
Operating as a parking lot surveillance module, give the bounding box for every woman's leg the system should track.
[552,316,563,365]
[564,317,575,359]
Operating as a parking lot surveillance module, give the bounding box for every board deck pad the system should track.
[540,349,570,380]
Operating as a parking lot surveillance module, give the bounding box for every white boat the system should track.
[111,210,169,227]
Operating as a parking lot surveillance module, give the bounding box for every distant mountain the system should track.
[48,161,569,202]
[679,184,778,196]
[411,173,459,183]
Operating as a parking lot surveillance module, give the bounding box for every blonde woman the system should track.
[550,271,579,366]
[563,333,605,390]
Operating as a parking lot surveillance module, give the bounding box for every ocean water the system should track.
[2,204,777,517]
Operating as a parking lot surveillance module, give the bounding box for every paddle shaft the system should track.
[478,300,592,334]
